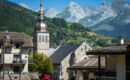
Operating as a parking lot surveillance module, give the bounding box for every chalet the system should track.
[0,32,33,74]
[50,42,92,80]
[86,41,130,80]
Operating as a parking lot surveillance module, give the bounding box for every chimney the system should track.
[118,36,124,45]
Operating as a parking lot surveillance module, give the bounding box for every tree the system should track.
[29,52,53,75]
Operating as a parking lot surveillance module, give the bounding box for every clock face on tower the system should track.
[42,42,45,45]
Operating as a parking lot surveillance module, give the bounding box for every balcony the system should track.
[95,71,116,79]
[13,58,27,64]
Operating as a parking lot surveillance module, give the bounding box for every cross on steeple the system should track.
[40,0,42,9]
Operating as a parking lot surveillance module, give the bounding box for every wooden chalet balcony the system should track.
[13,58,27,64]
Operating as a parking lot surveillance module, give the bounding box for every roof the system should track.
[49,44,81,64]
[87,42,130,55]
[68,58,105,70]
[0,32,33,48]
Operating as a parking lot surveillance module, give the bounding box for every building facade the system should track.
[33,2,49,56]
[0,32,33,73]
[50,42,92,80]
[87,41,130,80]
[68,57,105,80]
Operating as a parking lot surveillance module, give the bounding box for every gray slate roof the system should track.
[68,58,105,70]
[49,44,81,64]
[87,41,130,55]
[0,32,33,48]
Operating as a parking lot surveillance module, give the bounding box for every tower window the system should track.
[42,36,44,42]
[45,36,48,42]
[39,35,42,42]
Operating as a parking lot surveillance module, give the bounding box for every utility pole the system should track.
[98,55,101,80]
[0,28,9,80]
[2,35,6,80]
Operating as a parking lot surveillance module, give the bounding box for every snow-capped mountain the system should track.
[83,6,98,16]
[44,0,130,27]
[57,2,86,22]
[44,1,118,26]
[44,8,59,18]
[79,2,117,27]
[43,0,130,39]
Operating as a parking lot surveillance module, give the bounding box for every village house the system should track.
[68,57,105,80]
[0,32,33,74]
[50,41,92,80]
[86,39,130,80]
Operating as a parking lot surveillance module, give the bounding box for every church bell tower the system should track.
[33,2,49,56]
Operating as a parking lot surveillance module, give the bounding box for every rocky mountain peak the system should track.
[44,8,59,18]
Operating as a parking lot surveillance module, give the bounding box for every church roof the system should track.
[35,2,48,33]
[0,32,33,48]
[49,44,81,64]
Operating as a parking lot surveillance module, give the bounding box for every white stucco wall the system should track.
[21,54,28,73]
[11,48,20,54]
[4,54,13,63]
[116,55,126,80]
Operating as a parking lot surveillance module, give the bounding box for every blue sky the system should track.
[8,0,130,11]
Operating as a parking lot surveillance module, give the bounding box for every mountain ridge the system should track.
[44,0,130,39]
[0,0,115,48]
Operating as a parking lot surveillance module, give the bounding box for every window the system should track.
[85,45,87,50]
[13,66,20,73]
[0,66,1,71]
[14,55,20,58]
[39,35,42,42]
[45,36,48,42]
[81,48,83,51]
[42,36,44,42]
[15,44,20,49]
[0,44,1,48]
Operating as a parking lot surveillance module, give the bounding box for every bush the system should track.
[29,52,53,75]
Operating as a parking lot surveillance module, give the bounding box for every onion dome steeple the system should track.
[35,2,48,33]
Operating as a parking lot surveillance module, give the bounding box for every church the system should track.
[33,2,50,56]
[33,2,93,80]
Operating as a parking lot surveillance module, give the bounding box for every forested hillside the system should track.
[0,1,116,49]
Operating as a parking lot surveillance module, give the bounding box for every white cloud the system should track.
[19,3,30,9]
